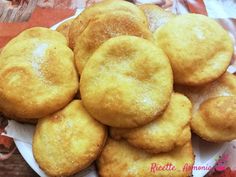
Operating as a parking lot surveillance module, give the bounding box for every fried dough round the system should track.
[110,93,192,154]
[97,139,194,177]
[0,31,78,119]
[56,19,74,42]
[69,0,148,49]
[154,14,233,85]
[175,72,236,142]
[33,100,107,177]
[3,27,67,49]
[73,11,152,74]
[80,36,173,128]
[192,96,236,142]
[139,4,175,32]
[175,72,236,112]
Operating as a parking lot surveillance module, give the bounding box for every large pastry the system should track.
[80,36,173,128]
[33,100,107,177]
[154,14,233,85]
[191,96,236,142]
[69,0,148,49]
[110,93,192,154]
[175,72,236,142]
[70,0,152,74]
[0,27,78,120]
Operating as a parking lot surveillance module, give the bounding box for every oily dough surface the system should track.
[0,29,78,119]
[191,96,236,142]
[175,72,236,142]
[56,19,74,42]
[3,27,67,49]
[80,36,173,128]
[175,72,236,113]
[69,0,148,49]
[33,100,107,177]
[73,10,153,74]
[97,139,194,177]
[139,4,175,32]
[110,93,192,154]
[154,14,233,85]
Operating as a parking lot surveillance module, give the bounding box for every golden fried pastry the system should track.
[3,27,67,49]
[191,96,236,142]
[69,0,148,49]
[0,28,78,120]
[33,100,107,177]
[56,19,74,42]
[80,36,173,128]
[175,72,236,142]
[154,14,233,85]
[97,139,194,177]
[74,11,153,74]
[175,72,236,112]
[139,4,175,32]
[110,93,192,154]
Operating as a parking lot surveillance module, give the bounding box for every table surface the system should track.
[0,144,39,177]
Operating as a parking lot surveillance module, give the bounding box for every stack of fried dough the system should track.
[0,0,235,176]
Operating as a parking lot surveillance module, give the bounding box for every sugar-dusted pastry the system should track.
[139,4,175,32]
[110,93,192,154]
[69,0,153,74]
[97,139,194,177]
[73,10,153,74]
[175,72,236,142]
[80,36,173,128]
[191,96,236,142]
[175,72,236,113]
[154,14,233,85]
[0,27,78,120]
[69,0,148,49]
[2,27,67,49]
[33,100,107,177]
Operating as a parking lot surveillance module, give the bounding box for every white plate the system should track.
[13,8,229,177]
